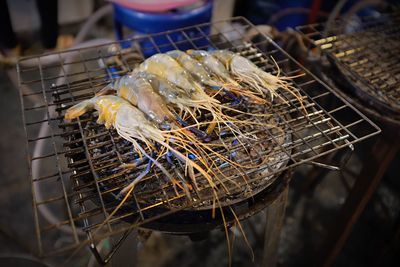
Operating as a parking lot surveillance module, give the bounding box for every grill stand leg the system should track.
[319,129,400,267]
[90,229,136,265]
[262,185,289,267]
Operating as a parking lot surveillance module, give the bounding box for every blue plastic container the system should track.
[113,1,213,56]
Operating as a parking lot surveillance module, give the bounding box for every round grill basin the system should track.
[138,170,291,234]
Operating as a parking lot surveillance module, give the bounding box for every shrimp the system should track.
[166,50,220,88]
[64,95,220,196]
[96,72,174,126]
[186,49,238,86]
[186,49,266,104]
[211,50,305,109]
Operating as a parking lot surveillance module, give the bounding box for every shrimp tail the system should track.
[64,99,95,120]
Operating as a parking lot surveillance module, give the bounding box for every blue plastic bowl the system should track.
[113,1,213,56]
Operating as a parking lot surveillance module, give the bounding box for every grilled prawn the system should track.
[186,49,238,86]
[166,50,220,88]
[97,72,174,126]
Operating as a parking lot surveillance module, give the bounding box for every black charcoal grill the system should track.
[297,11,400,122]
[17,17,380,264]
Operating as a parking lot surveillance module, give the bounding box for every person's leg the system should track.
[0,0,18,49]
[36,0,58,49]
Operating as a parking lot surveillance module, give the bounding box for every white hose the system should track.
[74,4,113,45]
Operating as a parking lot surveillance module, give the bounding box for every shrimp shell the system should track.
[65,95,124,129]
[139,72,188,104]
[166,50,220,88]
[210,50,235,67]
[136,53,201,95]
[187,49,238,86]
[65,95,163,140]
[97,73,174,125]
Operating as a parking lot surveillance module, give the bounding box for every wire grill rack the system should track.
[297,11,400,116]
[17,17,380,259]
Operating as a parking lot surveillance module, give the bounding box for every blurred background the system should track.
[0,0,399,266]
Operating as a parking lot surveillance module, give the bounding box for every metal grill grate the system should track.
[297,11,400,115]
[17,17,380,259]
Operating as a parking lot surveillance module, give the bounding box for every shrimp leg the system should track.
[118,156,153,197]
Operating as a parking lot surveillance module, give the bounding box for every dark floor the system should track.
[0,62,399,267]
